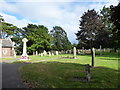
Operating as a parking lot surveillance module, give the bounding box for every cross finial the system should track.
[22,38,28,42]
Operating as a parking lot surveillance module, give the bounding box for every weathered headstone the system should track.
[56,51,59,55]
[43,50,47,56]
[100,45,102,56]
[82,47,85,55]
[36,51,38,56]
[20,38,30,60]
[85,64,91,82]
[73,47,77,59]
[48,51,51,56]
[33,52,35,55]
[93,48,95,57]
[91,48,95,67]
[51,53,54,56]
[40,53,43,56]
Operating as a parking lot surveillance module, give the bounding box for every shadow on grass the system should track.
[98,58,119,61]
[20,61,119,88]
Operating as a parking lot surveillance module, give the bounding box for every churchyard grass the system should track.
[0,57,18,62]
[20,52,119,88]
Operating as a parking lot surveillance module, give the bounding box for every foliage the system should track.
[76,9,106,67]
[50,26,72,51]
[21,24,53,54]
[76,9,105,49]
[0,15,19,39]
[100,4,120,51]
[110,3,120,50]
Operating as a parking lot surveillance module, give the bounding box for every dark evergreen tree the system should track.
[50,26,72,51]
[76,9,105,67]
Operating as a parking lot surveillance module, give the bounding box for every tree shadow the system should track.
[20,61,119,88]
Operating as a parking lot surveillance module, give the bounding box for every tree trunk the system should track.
[91,48,94,67]
[114,48,117,52]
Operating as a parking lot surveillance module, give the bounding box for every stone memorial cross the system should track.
[20,38,30,60]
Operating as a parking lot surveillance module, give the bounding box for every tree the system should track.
[76,9,105,67]
[50,26,72,51]
[110,3,120,36]
[0,15,19,39]
[110,3,120,51]
[100,4,120,51]
[0,15,4,38]
[22,24,53,54]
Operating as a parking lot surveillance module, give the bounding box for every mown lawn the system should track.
[0,57,18,62]
[20,52,119,88]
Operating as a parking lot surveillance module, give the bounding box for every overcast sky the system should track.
[0,0,119,44]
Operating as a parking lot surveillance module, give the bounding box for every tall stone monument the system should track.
[20,38,30,60]
[73,47,77,59]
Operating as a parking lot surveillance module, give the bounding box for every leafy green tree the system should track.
[110,3,120,51]
[100,5,120,51]
[0,15,19,39]
[76,9,105,67]
[50,26,72,51]
[22,24,53,54]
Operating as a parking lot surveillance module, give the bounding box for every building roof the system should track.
[0,39,13,48]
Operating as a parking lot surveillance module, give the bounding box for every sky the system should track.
[0,0,119,44]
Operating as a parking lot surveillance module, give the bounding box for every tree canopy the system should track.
[50,26,72,51]
[21,24,53,54]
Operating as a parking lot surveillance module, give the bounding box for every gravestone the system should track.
[43,50,47,56]
[85,64,91,82]
[33,52,35,55]
[100,45,102,56]
[40,53,43,56]
[20,38,30,60]
[56,51,59,55]
[73,47,77,59]
[93,48,95,57]
[82,47,85,55]
[51,53,54,56]
[36,51,38,56]
[48,51,51,56]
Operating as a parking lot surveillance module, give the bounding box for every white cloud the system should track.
[0,0,119,43]
[0,13,37,28]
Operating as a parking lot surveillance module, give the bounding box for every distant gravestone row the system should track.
[37,50,59,57]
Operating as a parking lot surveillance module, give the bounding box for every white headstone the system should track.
[56,51,59,55]
[48,51,51,56]
[92,48,95,57]
[43,50,47,56]
[51,53,54,56]
[36,51,38,56]
[20,38,30,60]
[73,47,77,59]
[40,53,43,56]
